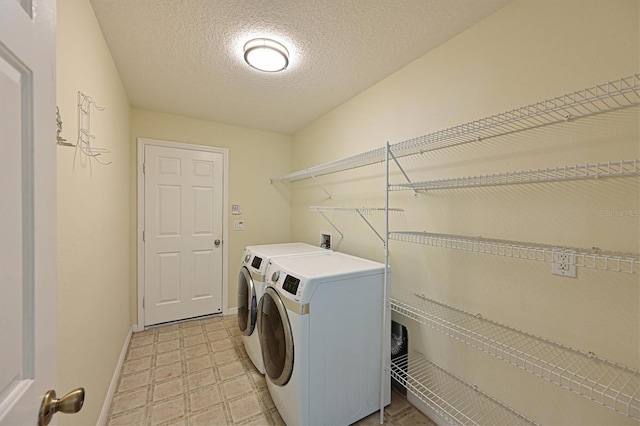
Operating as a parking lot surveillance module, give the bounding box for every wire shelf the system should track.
[390,351,537,425]
[389,159,640,191]
[271,74,640,182]
[391,293,640,421]
[309,206,403,214]
[389,231,640,275]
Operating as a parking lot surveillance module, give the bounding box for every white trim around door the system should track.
[137,138,229,330]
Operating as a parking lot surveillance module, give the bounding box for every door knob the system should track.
[38,387,85,426]
[214,239,221,247]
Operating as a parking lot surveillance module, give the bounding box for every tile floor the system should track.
[107,314,434,425]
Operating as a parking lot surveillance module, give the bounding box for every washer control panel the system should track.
[268,267,305,300]
[282,275,300,295]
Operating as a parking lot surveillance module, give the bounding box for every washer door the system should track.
[237,266,257,336]
[258,286,294,386]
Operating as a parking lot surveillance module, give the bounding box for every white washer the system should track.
[258,251,391,426]
[237,243,328,374]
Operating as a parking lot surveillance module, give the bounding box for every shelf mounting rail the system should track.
[390,293,640,421]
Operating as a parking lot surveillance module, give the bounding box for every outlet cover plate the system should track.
[552,251,577,278]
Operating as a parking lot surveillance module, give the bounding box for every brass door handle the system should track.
[38,387,85,426]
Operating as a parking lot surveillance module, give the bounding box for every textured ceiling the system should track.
[90,0,512,134]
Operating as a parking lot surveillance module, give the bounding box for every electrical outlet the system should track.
[233,220,244,231]
[552,251,577,278]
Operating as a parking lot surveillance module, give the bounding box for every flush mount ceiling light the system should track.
[243,38,289,72]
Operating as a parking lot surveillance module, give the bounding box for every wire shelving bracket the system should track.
[309,206,402,245]
[390,293,640,421]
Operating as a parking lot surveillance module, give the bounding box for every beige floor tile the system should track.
[185,355,212,373]
[188,385,222,413]
[189,404,228,426]
[157,339,181,353]
[156,349,181,366]
[181,325,204,337]
[110,388,148,415]
[183,333,205,347]
[213,348,239,365]
[118,370,151,392]
[221,375,252,400]
[130,333,155,348]
[153,377,184,401]
[186,369,217,390]
[154,361,183,381]
[257,388,275,410]
[128,344,154,360]
[207,329,230,341]
[157,323,180,334]
[210,338,234,352]
[205,321,226,332]
[218,360,245,380]
[183,343,209,359]
[108,407,147,425]
[150,397,185,425]
[158,330,179,342]
[122,355,152,375]
[229,394,262,423]
[244,414,271,425]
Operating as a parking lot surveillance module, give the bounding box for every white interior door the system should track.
[0,0,59,424]
[144,143,224,326]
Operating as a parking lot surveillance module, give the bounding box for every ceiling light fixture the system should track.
[243,38,289,72]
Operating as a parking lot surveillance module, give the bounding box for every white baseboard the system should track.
[225,306,238,316]
[97,326,133,426]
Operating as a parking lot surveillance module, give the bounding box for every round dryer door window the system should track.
[258,287,294,386]
[237,267,257,336]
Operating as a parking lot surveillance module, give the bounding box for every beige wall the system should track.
[56,1,132,424]
[130,110,292,316]
[290,1,639,424]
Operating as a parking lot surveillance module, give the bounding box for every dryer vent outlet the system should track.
[320,233,331,249]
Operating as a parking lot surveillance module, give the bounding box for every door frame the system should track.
[136,137,229,331]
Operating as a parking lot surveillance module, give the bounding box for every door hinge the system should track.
[143,230,145,242]
[143,163,146,173]
[143,297,145,309]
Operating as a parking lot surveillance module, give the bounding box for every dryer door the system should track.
[258,286,294,386]
[237,266,257,336]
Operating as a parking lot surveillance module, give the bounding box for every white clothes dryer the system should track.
[258,251,391,426]
[237,243,328,374]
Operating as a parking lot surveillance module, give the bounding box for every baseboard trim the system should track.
[225,306,238,316]
[97,325,133,425]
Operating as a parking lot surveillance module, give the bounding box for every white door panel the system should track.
[144,145,224,326]
[0,0,61,424]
